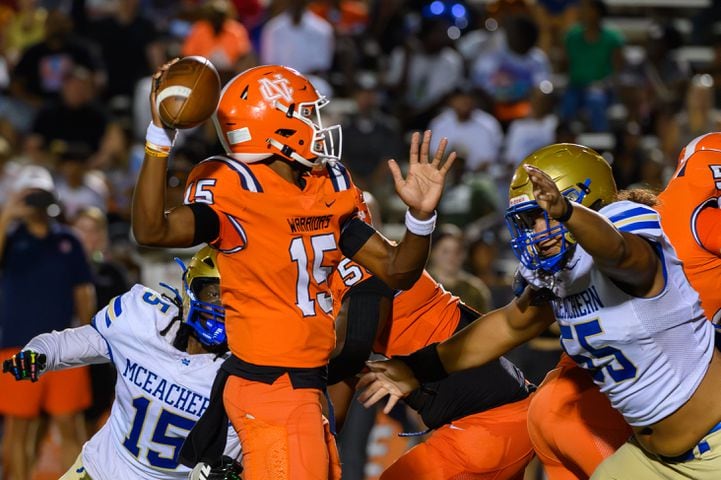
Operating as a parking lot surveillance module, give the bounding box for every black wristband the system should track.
[552,197,574,223]
[394,343,448,384]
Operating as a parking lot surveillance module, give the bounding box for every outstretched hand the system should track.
[389,131,456,218]
[524,164,567,220]
[149,58,181,128]
[356,358,419,414]
[3,350,46,382]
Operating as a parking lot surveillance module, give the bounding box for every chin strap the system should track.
[266,138,321,168]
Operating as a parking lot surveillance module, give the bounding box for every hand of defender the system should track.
[188,456,242,480]
[2,350,46,382]
[389,130,456,219]
[524,164,567,219]
[356,358,419,414]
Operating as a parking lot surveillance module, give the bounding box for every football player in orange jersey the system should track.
[657,132,721,324]
[132,63,456,480]
[325,194,534,480]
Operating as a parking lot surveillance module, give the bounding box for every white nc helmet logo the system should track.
[258,74,294,104]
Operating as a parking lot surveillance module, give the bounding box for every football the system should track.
[157,56,221,129]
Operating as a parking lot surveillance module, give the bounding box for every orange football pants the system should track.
[223,373,341,480]
[380,396,534,480]
[527,355,632,480]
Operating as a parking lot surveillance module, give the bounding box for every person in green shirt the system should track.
[560,0,624,131]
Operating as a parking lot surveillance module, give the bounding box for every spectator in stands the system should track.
[428,85,504,175]
[85,0,163,106]
[260,0,334,76]
[428,223,492,314]
[385,16,464,130]
[627,150,667,193]
[182,0,255,82]
[503,83,558,167]
[10,9,102,106]
[308,0,369,95]
[532,0,578,61]
[341,72,404,197]
[3,0,47,67]
[618,22,688,136]
[663,74,721,160]
[560,0,623,132]
[309,0,368,35]
[610,121,644,190]
[0,165,95,480]
[53,142,109,221]
[25,66,123,168]
[467,230,514,309]
[642,22,688,110]
[434,153,502,230]
[470,13,551,127]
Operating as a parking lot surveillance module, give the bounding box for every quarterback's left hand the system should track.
[390,130,456,219]
[188,456,242,480]
[2,350,46,382]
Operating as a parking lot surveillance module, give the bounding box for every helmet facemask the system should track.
[174,247,227,351]
[268,97,343,168]
[505,179,591,273]
[183,277,226,348]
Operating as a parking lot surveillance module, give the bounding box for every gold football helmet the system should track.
[505,143,617,272]
[179,246,226,347]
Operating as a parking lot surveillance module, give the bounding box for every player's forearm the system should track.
[25,325,110,374]
[384,232,430,289]
[132,155,171,245]
[437,301,551,373]
[563,202,627,267]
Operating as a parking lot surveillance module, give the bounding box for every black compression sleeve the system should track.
[327,276,394,385]
[339,217,375,258]
[188,203,220,245]
[395,343,448,384]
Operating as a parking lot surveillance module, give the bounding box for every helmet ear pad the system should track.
[213,65,342,167]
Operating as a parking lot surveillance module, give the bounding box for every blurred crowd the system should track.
[1,0,721,478]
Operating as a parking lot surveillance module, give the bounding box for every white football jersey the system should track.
[520,201,715,426]
[29,284,240,480]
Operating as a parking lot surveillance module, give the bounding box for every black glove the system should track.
[2,350,46,382]
[188,456,242,480]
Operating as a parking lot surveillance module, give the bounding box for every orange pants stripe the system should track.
[223,373,341,480]
[381,396,534,480]
[527,355,631,480]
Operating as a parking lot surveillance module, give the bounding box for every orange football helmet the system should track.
[213,65,342,167]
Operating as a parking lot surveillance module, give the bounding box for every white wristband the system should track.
[405,209,437,236]
[146,122,177,149]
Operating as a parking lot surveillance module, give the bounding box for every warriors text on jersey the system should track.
[185,157,364,368]
[519,201,715,426]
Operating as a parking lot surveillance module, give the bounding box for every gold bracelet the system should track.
[145,141,171,154]
[144,145,170,158]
